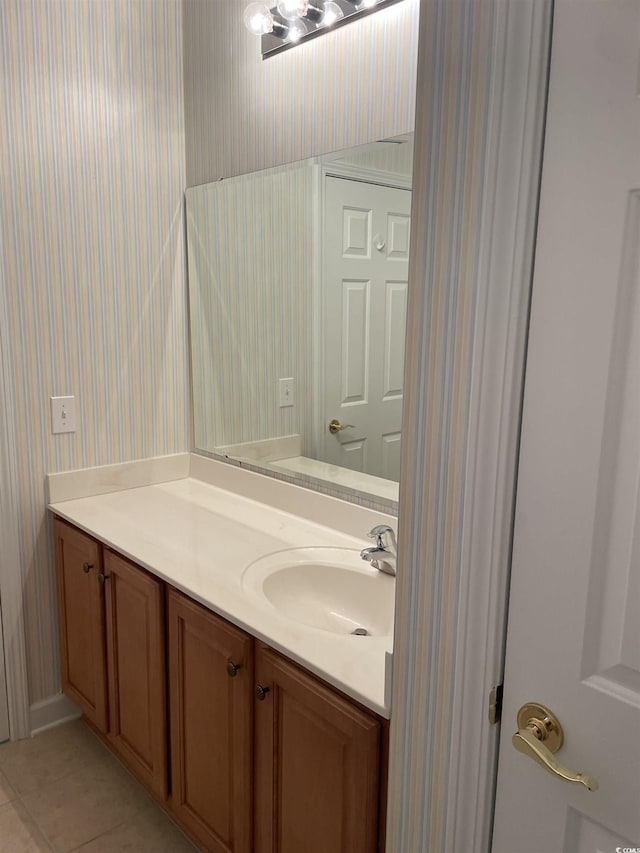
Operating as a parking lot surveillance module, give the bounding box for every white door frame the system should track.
[387,2,552,851]
[311,161,412,468]
[0,262,31,740]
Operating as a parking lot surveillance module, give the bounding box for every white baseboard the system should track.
[30,693,81,737]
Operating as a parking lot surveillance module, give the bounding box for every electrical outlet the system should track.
[51,396,76,434]
[279,377,294,408]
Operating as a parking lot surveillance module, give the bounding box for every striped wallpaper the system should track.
[0,0,188,704]
[187,162,315,454]
[182,0,419,184]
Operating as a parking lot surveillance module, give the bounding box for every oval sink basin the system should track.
[242,547,394,637]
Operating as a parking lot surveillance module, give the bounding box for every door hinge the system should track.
[488,684,503,725]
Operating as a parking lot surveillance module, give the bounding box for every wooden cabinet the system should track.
[53,517,387,853]
[54,522,167,798]
[254,643,382,853]
[103,549,167,800]
[167,589,253,853]
[54,518,108,732]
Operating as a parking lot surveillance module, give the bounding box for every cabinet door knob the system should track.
[98,573,110,585]
[82,562,93,573]
[255,684,270,701]
[226,660,241,678]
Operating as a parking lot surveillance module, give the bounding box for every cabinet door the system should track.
[168,589,253,853]
[54,517,108,732]
[104,550,167,800]
[254,644,382,853]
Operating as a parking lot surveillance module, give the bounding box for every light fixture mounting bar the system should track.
[260,0,406,59]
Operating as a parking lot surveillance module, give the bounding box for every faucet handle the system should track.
[368,524,397,552]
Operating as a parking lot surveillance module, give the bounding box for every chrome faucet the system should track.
[360,524,397,576]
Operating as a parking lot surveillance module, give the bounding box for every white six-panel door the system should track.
[322,176,411,480]
[492,2,640,850]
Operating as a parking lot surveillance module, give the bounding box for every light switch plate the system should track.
[279,377,294,408]
[51,396,76,434]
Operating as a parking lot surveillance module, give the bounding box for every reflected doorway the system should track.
[321,175,411,480]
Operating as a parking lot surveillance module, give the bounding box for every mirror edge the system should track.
[192,449,399,517]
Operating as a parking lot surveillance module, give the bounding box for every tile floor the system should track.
[0,719,198,852]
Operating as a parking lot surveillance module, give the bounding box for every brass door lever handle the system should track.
[328,419,355,434]
[512,702,598,791]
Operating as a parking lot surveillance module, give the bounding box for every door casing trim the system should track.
[0,264,31,740]
[387,2,553,850]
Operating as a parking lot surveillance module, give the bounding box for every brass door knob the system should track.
[328,419,355,434]
[82,562,93,573]
[512,702,598,791]
[255,684,270,701]
[226,660,241,678]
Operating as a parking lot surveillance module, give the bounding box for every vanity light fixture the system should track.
[244,0,406,59]
[276,0,309,18]
[243,4,274,35]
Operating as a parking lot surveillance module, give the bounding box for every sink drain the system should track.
[351,627,369,636]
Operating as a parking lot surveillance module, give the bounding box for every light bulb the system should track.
[243,3,274,35]
[358,0,378,7]
[276,0,309,20]
[322,1,344,25]
[285,17,308,41]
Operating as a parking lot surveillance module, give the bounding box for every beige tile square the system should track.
[21,752,153,853]
[0,799,52,852]
[0,765,18,806]
[69,804,198,852]
[0,720,108,796]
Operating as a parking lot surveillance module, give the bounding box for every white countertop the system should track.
[49,463,394,717]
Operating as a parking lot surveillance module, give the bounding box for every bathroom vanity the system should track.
[49,457,394,853]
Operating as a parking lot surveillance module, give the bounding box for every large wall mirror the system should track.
[187,133,413,511]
